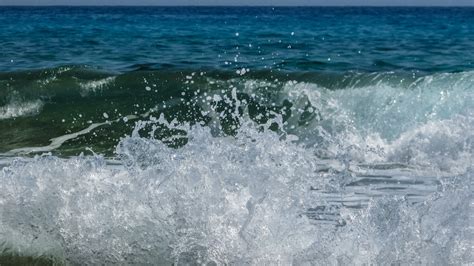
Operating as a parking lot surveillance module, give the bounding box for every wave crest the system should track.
[0,99,44,120]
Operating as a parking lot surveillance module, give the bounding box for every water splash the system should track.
[0,70,472,264]
[0,114,472,264]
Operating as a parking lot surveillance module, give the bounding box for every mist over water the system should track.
[0,7,473,265]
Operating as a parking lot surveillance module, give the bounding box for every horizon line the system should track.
[1,5,473,7]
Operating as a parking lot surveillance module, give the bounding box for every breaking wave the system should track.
[0,118,472,264]
[0,68,473,264]
[0,99,43,120]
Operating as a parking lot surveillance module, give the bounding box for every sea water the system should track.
[0,7,473,265]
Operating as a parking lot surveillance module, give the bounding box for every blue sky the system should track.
[1,0,473,6]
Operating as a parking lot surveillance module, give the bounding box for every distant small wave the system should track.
[79,76,116,95]
[0,100,44,120]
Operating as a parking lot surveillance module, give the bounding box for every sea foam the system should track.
[0,115,471,265]
[0,100,43,120]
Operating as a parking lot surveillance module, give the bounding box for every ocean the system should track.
[0,6,473,265]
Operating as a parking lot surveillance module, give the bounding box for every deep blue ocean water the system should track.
[0,7,473,265]
[1,7,473,72]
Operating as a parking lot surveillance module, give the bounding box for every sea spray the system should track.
[1,111,472,264]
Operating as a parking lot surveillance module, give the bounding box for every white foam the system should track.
[0,71,472,264]
[196,73,474,173]
[0,100,44,120]
[3,114,138,156]
[79,76,115,96]
[4,122,107,155]
[0,118,471,264]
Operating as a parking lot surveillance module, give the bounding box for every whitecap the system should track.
[0,99,44,120]
[78,76,116,96]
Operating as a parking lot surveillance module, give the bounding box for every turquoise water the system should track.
[0,7,473,265]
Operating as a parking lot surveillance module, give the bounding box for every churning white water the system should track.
[0,71,473,265]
